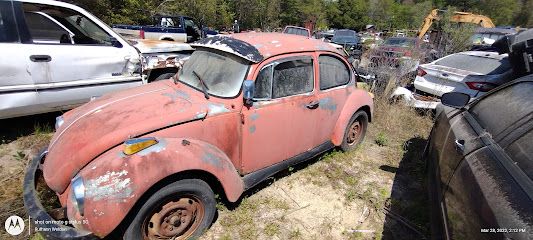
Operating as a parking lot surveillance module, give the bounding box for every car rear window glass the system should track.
[0,1,19,43]
[319,55,350,90]
[435,54,511,75]
[273,59,314,98]
[505,129,533,181]
[284,28,308,37]
[255,66,273,99]
[384,38,415,47]
[470,82,533,138]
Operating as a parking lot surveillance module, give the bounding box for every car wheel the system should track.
[340,111,368,152]
[124,179,216,240]
[152,73,176,82]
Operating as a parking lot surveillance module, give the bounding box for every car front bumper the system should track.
[23,149,96,240]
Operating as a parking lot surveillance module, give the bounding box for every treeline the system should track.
[65,0,532,31]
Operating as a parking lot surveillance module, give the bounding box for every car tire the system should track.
[152,72,176,82]
[340,110,368,152]
[124,179,216,240]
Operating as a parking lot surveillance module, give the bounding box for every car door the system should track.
[438,80,533,240]
[0,1,31,89]
[241,54,319,174]
[16,1,142,110]
[314,54,352,143]
[0,0,42,118]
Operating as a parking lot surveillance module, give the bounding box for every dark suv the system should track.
[426,76,533,239]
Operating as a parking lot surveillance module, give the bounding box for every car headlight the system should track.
[55,116,64,130]
[71,176,85,216]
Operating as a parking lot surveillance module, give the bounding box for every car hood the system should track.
[43,81,232,193]
[132,39,194,54]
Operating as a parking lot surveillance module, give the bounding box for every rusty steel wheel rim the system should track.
[347,119,363,146]
[142,195,205,240]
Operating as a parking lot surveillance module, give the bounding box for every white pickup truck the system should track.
[112,15,219,42]
[0,0,193,119]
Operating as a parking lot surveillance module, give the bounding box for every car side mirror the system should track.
[110,37,123,48]
[441,92,470,109]
[243,80,255,106]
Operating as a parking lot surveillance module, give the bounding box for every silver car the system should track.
[0,0,192,119]
[392,51,513,109]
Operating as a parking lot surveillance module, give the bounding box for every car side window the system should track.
[24,11,70,44]
[0,1,19,43]
[254,66,273,99]
[505,129,533,181]
[22,3,114,46]
[319,55,350,90]
[273,58,314,98]
[470,82,533,138]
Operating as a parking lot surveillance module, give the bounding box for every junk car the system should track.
[24,33,374,239]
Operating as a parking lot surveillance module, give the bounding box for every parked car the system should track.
[470,27,516,51]
[113,15,218,42]
[282,25,311,37]
[331,29,362,56]
[314,30,335,42]
[391,51,513,109]
[426,76,533,240]
[0,0,193,119]
[369,37,435,70]
[24,33,374,239]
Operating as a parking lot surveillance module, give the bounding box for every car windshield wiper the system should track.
[192,70,210,99]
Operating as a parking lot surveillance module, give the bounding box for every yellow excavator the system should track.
[417,9,495,39]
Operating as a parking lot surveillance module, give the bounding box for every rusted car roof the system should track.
[191,33,340,63]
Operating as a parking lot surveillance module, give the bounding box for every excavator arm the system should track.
[417,9,496,39]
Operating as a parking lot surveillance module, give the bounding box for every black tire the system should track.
[124,179,216,240]
[340,111,368,152]
[152,73,176,82]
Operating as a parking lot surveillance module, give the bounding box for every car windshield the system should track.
[178,49,249,98]
[435,53,511,75]
[384,38,415,47]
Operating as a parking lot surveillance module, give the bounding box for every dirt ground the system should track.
[0,99,433,240]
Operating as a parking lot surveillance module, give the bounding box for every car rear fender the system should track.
[331,89,373,146]
[71,137,244,237]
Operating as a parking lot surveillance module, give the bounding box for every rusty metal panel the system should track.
[66,138,244,237]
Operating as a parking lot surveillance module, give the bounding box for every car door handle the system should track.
[442,73,449,77]
[455,139,465,154]
[306,101,320,109]
[30,55,52,62]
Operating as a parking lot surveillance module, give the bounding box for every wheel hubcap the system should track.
[143,196,204,240]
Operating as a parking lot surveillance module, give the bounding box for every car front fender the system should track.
[69,137,244,237]
[331,89,374,146]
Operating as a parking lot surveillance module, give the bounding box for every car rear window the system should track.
[284,27,308,37]
[384,38,415,47]
[435,54,511,75]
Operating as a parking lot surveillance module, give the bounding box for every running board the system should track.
[242,141,334,190]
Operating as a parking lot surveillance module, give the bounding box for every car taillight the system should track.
[404,50,412,57]
[466,82,497,92]
[140,29,145,39]
[417,67,427,77]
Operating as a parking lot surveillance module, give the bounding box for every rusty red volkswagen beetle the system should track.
[24,33,374,239]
